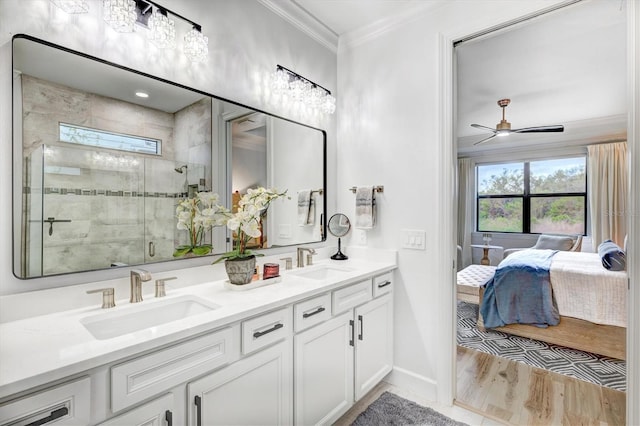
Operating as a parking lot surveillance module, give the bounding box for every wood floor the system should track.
[456,346,626,425]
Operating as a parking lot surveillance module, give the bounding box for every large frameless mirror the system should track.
[12,35,326,279]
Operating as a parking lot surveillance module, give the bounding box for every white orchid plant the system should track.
[214,187,288,263]
[173,192,228,257]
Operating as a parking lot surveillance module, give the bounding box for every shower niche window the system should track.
[22,144,207,277]
[59,123,162,155]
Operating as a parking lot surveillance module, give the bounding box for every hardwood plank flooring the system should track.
[456,346,626,425]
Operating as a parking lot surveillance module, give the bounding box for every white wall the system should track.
[0,0,337,293]
[336,0,572,402]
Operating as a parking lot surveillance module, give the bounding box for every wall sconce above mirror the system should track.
[12,35,326,279]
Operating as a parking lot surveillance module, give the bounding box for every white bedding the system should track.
[550,251,627,327]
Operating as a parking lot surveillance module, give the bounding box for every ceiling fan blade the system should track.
[470,123,497,133]
[512,125,564,133]
[473,134,497,145]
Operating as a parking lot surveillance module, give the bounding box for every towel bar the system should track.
[349,186,383,193]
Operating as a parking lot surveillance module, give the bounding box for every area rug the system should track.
[457,301,626,392]
[351,391,468,426]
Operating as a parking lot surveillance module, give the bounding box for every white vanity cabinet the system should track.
[294,272,394,425]
[0,265,395,426]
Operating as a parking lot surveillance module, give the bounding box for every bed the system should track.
[477,249,628,360]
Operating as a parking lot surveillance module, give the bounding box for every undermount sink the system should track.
[288,264,353,281]
[81,295,219,340]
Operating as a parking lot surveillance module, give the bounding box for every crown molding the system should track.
[257,0,338,53]
[339,1,446,51]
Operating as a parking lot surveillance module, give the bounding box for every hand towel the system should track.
[297,190,314,226]
[354,186,375,229]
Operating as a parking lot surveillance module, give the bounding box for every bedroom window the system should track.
[477,157,586,234]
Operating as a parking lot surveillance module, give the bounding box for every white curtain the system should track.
[587,141,628,248]
[457,158,474,268]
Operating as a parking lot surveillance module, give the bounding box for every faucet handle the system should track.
[155,277,177,297]
[280,257,293,270]
[87,288,116,309]
[306,252,316,266]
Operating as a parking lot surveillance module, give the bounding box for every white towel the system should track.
[297,190,314,226]
[354,186,375,229]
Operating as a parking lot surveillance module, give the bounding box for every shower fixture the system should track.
[174,165,188,173]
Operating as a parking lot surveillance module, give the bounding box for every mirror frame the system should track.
[12,34,327,279]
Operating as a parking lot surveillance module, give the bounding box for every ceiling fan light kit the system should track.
[471,98,564,145]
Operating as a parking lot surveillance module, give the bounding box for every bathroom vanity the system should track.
[0,250,396,425]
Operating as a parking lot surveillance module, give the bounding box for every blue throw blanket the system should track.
[480,249,560,328]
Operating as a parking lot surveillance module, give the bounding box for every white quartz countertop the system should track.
[0,255,396,399]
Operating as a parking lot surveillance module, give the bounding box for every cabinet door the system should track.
[98,394,174,426]
[294,311,354,426]
[355,293,393,400]
[188,340,292,426]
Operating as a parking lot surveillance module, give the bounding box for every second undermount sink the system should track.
[81,295,220,340]
[288,264,353,281]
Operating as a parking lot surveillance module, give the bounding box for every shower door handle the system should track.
[149,241,155,257]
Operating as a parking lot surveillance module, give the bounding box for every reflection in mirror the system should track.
[226,105,326,251]
[328,213,350,260]
[13,35,326,279]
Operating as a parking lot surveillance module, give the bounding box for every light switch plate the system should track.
[401,229,426,250]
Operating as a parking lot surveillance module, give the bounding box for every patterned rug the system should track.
[457,301,626,392]
[352,391,468,426]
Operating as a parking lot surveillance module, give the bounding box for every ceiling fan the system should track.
[471,99,564,145]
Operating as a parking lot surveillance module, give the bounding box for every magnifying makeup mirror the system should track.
[328,213,351,260]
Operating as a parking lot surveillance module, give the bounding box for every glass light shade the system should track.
[288,79,308,102]
[271,69,290,95]
[50,0,89,13]
[148,9,176,49]
[321,93,336,114]
[306,86,324,108]
[103,0,137,33]
[184,27,209,63]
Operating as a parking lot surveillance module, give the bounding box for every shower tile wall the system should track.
[22,75,211,276]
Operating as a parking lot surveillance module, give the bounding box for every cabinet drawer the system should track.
[242,307,292,355]
[111,326,238,413]
[294,294,332,333]
[0,377,90,426]
[332,279,372,315]
[373,272,393,298]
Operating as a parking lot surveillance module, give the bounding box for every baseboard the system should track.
[384,366,437,401]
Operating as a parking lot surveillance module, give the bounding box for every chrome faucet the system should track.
[130,269,152,303]
[296,247,317,268]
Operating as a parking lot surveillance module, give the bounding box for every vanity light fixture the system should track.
[271,65,336,115]
[184,25,209,63]
[147,7,176,49]
[103,0,138,33]
[50,0,89,13]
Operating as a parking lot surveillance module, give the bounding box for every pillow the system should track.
[597,240,627,271]
[534,234,574,251]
